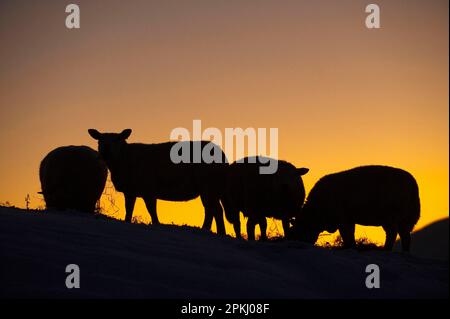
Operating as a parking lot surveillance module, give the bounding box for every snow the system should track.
[0,206,447,298]
[394,218,449,261]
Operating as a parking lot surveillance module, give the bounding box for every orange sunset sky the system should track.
[0,0,448,243]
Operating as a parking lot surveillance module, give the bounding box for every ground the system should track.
[394,218,449,260]
[0,206,447,298]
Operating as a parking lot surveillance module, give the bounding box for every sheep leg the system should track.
[383,226,398,251]
[143,196,159,225]
[246,217,256,241]
[201,195,226,235]
[201,196,226,235]
[222,198,241,239]
[201,212,214,231]
[398,226,411,252]
[259,217,267,241]
[124,194,136,223]
[233,220,242,239]
[200,195,214,231]
[282,219,290,238]
[339,223,356,248]
[213,202,226,236]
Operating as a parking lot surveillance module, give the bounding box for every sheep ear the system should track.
[120,129,132,140]
[88,129,102,140]
[297,167,309,176]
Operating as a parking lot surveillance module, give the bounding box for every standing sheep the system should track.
[39,146,108,213]
[88,129,229,235]
[289,165,420,251]
[223,156,309,240]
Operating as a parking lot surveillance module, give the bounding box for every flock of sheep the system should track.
[39,129,421,251]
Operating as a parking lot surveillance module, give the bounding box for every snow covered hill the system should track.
[0,206,447,298]
[394,218,449,261]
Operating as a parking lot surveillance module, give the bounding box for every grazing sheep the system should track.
[289,165,420,251]
[223,156,309,240]
[39,146,107,213]
[88,129,229,235]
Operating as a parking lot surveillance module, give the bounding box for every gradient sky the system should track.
[0,0,448,243]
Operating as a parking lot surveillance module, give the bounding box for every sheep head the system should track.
[88,129,132,162]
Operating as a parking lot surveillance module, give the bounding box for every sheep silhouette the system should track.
[88,129,229,235]
[223,156,308,240]
[289,165,420,251]
[39,146,108,213]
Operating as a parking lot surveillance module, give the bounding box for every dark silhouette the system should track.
[223,156,308,240]
[289,165,420,251]
[88,129,229,235]
[39,145,107,213]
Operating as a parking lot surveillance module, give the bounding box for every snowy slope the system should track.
[0,206,447,298]
[394,218,449,261]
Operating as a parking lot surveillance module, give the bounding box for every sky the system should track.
[0,0,448,243]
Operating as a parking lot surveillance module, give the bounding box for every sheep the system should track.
[222,156,309,240]
[289,165,420,251]
[88,129,229,235]
[39,145,108,213]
